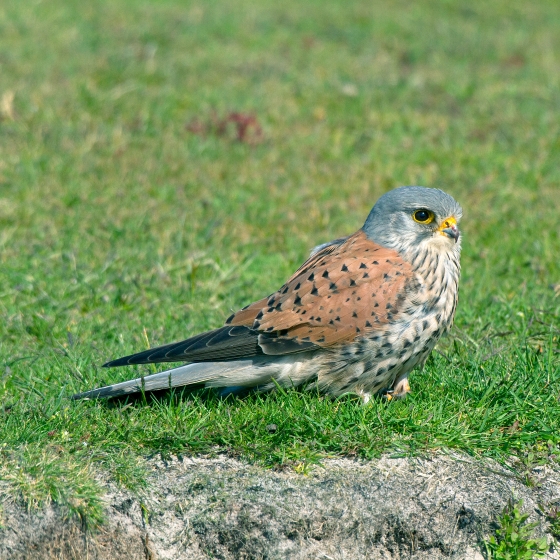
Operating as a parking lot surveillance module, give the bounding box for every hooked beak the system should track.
[437,216,459,243]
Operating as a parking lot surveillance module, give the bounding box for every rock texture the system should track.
[1,454,559,559]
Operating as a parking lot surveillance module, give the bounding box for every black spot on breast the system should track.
[374,302,379,308]
[386,303,393,309]
[383,273,391,280]
[279,329,288,336]
[349,279,357,287]
[301,310,307,315]
[352,311,358,318]
[373,261,379,265]
[281,285,289,294]
[317,336,325,342]
[329,319,334,325]
[422,320,429,330]
[359,263,367,269]
[335,316,341,322]
[329,282,337,290]
[311,286,319,296]
[294,294,302,306]
[266,326,274,332]
[356,327,361,333]
[416,253,427,270]
[267,307,274,312]
[308,273,315,281]
[294,282,301,290]
[256,310,264,320]
[365,320,372,327]
[322,270,329,278]
[225,314,235,324]
[341,264,349,272]
[403,339,412,348]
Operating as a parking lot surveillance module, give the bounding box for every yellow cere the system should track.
[437,216,457,232]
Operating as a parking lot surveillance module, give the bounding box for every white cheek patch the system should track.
[430,232,456,249]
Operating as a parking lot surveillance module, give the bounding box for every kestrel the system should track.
[73,186,462,402]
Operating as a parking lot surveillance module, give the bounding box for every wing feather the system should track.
[103,326,263,366]
[105,231,413,367]
[229,230,413,353]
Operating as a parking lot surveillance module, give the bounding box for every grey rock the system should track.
[1,454,559,559]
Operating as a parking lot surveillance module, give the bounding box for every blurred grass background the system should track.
[0,0,559,523]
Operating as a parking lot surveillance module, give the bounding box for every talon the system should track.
[391,378,411,399]
[380,388,394,401]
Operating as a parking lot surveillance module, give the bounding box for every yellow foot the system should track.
[385,379,411,401]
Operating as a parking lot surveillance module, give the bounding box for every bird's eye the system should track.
[412,209,434,224]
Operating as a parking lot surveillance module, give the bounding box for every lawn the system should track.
[0,0,559,524]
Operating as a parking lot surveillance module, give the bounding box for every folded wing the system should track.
[105,231,413,368]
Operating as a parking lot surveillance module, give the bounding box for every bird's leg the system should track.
[388,375,411,400]
[380,375,411,401]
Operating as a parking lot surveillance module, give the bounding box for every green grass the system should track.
[1,0,559,525]
[485,499,548,560]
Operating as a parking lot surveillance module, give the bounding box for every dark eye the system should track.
[412,209,434,224]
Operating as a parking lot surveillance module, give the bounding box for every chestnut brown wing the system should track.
[228,231,412,355]
[104,231,412,366]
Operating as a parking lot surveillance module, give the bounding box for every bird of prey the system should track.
[73,186,462,403]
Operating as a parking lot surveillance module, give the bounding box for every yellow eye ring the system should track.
[412,209,435,224]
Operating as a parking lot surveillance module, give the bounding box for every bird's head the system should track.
[362,186,463,256]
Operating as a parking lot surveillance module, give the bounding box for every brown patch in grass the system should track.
[186,112,263,144]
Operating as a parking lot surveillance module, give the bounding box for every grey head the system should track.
[362,186,463,255]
